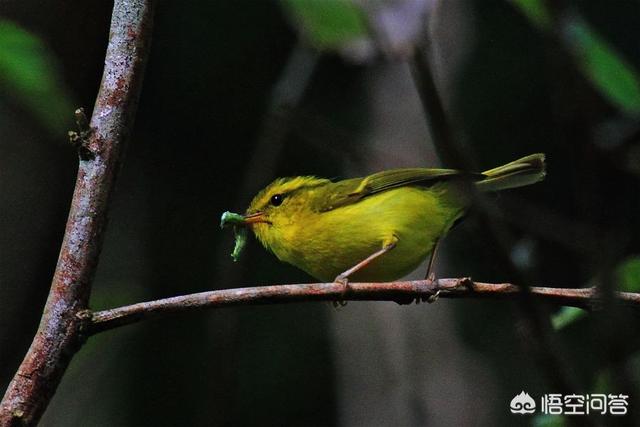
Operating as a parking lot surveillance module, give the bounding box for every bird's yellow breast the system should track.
[258,184,465,282]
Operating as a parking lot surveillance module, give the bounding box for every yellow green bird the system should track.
[234,153,545,284]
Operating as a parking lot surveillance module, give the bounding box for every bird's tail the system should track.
[476,153,546,192]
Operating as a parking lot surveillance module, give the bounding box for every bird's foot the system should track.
[417,272,439,304]
[426,289,440,304]
[332,274,350,308]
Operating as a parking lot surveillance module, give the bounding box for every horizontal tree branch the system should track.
[88,279,640,335]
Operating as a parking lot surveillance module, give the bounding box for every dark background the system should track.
[2,1,640,426]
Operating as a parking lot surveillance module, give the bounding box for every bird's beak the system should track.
[242,211,270,225]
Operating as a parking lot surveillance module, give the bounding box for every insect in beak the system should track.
[242,212,271,225]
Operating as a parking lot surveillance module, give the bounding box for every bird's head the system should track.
[242,176,330,250]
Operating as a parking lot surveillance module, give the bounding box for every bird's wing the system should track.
[313,168,484,212]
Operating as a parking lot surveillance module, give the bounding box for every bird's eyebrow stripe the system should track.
[285,182,325,195]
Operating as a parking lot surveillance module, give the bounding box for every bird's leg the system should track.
[333,239,398,307]
[420,238,441,304]
[424,238,440,281]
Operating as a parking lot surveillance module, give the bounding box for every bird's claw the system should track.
[334,274,349,287]
[333,274,350,307]
[332,300,348,308]
[416,273,438,304]
[426,289,440,304]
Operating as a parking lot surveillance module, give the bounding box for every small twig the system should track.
[410,45,470,170]
[88,279,638,335]
[68,107,95,160]
[409,31,588,408]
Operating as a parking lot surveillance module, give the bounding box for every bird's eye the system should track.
[270,194,284,206]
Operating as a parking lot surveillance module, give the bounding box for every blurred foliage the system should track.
[514,0,640,117]
[566,19,640,117]
[616,255,640,292]
[532,413,566,427]
[552,306,586,330]
[510,0,551,30]
[282,0,367,50]
[592,368,612,393]
[552,256,640,330]
[0,19,74,135]
[281,0,433,61]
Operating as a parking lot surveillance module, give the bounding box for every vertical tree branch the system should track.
[409,37,587,416]
[410,46,466,169]
[0,1,155,425]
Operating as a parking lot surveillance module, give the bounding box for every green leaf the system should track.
[0,19,74,135]
[551,306,587,330]
[566,19,640,116]
[281,0,368,50]
[511,0,551,30]
[616,256,640,292]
